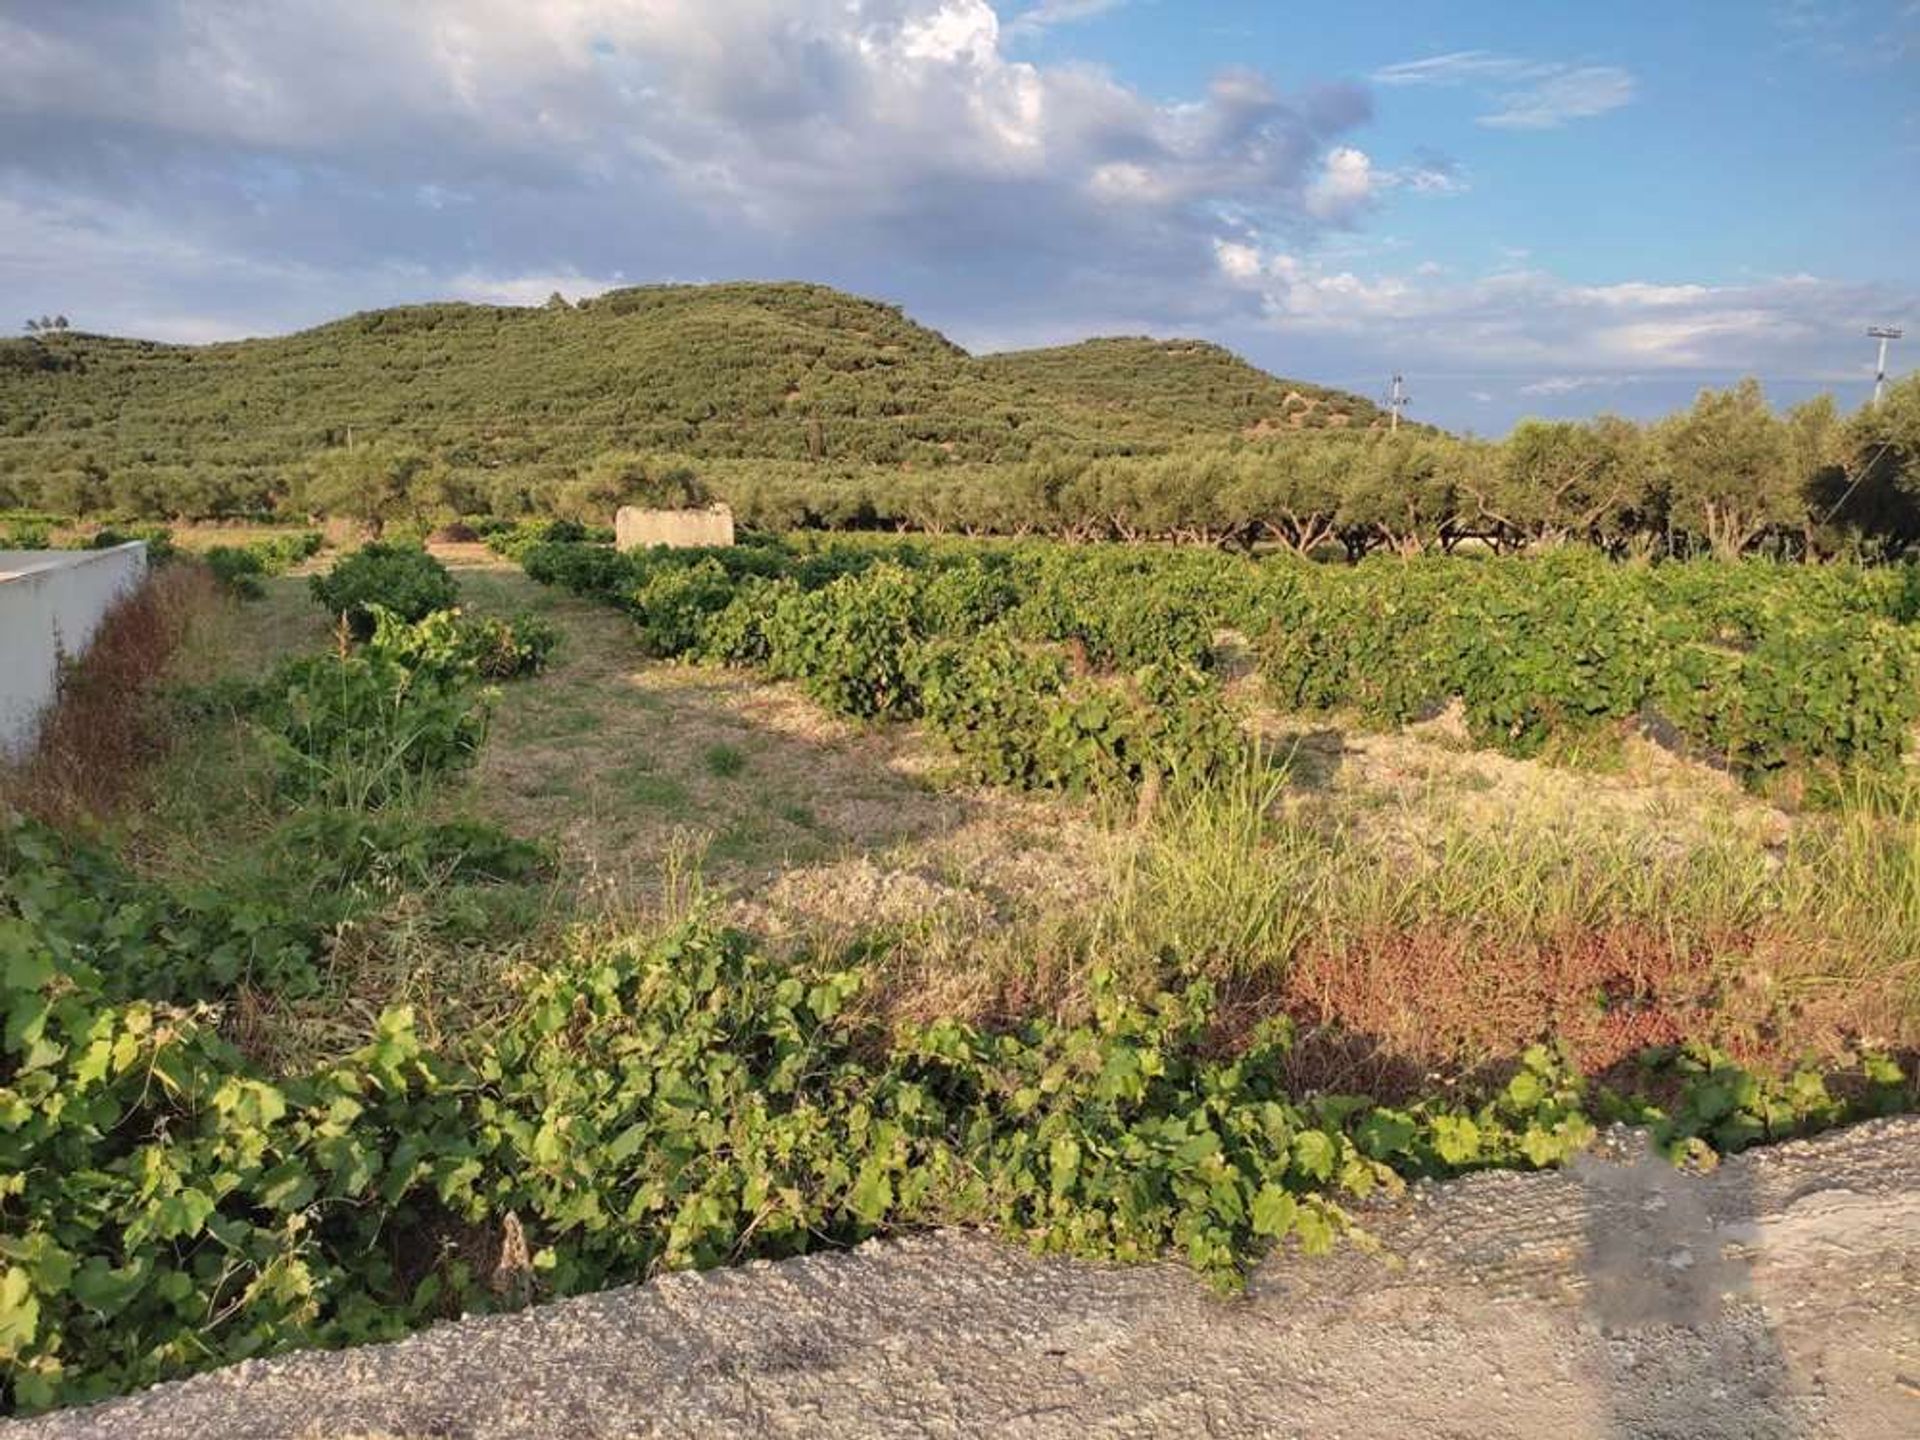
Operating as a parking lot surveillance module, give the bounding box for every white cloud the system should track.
[1570,282,1712,308]
[1373,51,1636,129]
[0,0,1379,344]
[1400,164,1468,195]
[1518,374,1644,397]
[445,270,625,308]
[1214,238,1912,382]
[1004,1,1130,38]
[1304,146,1375,221]
[1480,67,1636,130]
[1212,238,1265,281]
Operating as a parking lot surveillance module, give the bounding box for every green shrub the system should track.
[204,544,267,598]
[628,560,740,657]
[1256,552,1920,788]
[201,533,321,598]
[523,538,1920,799]
[253,531,323,571]
[365,606,559,681]
[485,519,617,562]
[763,565,924,720]
[1895,562,1920,624]
[86,525,176,563]
[309,544,460,638]
[251,649,488,809]
[915,634,1067,787]
[519,541,635,600]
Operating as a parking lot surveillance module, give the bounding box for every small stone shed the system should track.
[615,504,735,551]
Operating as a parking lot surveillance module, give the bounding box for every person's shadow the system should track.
[1574,1135,1799,1439]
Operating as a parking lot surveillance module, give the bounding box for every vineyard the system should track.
[3,535,1917,1416]
[515,531,1920,799]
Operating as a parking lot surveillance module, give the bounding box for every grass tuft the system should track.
[703,742,747,778]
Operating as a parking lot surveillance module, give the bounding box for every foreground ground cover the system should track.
[2,538,1914,1415]
[18,1121,1918,1440]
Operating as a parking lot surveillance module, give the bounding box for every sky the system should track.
[1,0,1915,433]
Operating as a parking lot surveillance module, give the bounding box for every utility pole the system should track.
[1388,373,1409,432]
[1868,326,1903,407]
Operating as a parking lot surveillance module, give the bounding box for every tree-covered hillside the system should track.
[979,337,1381,438]
[0,282,1381,515]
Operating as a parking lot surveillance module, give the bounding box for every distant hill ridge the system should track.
[0,280,1387,505]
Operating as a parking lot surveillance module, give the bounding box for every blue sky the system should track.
[2,1,1914,431]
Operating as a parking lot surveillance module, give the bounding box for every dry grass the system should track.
[1,562,220,827]
[851,746,1919,1084]
[448,561,1062,914]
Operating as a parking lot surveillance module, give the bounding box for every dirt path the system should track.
[451,555,1795,928]
[15,1117,1916,1439]
[447,556,1117,947]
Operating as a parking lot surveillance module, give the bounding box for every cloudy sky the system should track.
[2,0,1915,431]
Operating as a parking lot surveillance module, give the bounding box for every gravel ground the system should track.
[14,1118,1919,1440]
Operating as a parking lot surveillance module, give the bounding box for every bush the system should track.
[204,544,267,598]
[915,634,1067,787]
[250,648,489,809]
[86,525,176,563]
[253,530,323,571]
[1254,554,1920,788]
[309,544,459,638]
[763,565,923,719]
[366,606,560,681]
[484,519,618,562]
[519,541,634,599]
[627,465,712,510]
[628,560,740,657]
[522,538,1920,799]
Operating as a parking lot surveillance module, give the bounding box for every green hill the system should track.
[0,281,1385,516]
[979,337,1379,438]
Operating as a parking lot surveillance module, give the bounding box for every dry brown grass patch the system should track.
[2,562,218,826]
[1273,922,1845,1086]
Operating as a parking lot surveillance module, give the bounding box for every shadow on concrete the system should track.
[1575,1140,1800,1439]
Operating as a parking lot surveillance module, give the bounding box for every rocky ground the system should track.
[15,1117,1918,1440]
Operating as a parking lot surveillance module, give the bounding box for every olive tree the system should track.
[306,442,428,537]
[1659,380,1800,559]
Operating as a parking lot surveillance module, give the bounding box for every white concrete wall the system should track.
[0,543,148,760]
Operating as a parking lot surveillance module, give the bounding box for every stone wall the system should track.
[615,504,736,551]
[0,543,149,759]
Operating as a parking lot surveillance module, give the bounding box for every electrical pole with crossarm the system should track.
[1869,326,1903,407]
